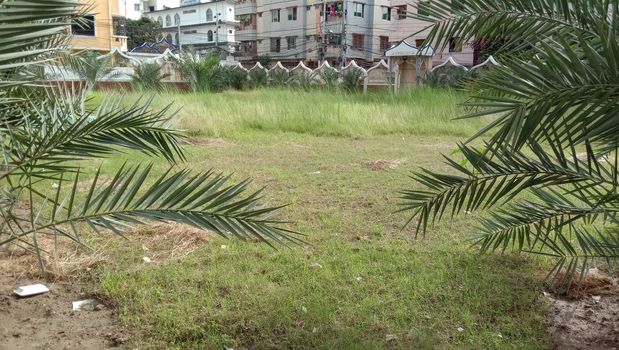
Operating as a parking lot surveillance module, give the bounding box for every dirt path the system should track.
[0,273,125,350]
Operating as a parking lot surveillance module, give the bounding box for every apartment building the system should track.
[143,0,237,53]
[70,0,129,52]
[233,0,474,67]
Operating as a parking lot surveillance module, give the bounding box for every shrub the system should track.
[424,66,469,88]
[177,49,228,92]
[341,69,362,92]
[131,63,169,92]
[225,67,248,90]
[318,68,339,90]
[248,69,267,88]
[269,69,289,86]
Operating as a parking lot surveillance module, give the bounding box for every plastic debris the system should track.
[72,299,97,311]
[356,276,363,282]
[385,334,397,342]
[457,327,464,332]
[308,262,323,269]
[592,295,601,302]
[142,256,152,263]
[307,171,321,175]
[13,284,49,297]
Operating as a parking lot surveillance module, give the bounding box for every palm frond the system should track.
[400,142,615,234]
[0,0,78,74]
[411,0,615,56]
[1,164,304,249]
[3,96,185,183]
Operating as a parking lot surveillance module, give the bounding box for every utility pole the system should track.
[320,0,326,64]
[215,7,219,48]
[339,0,347,67]
[177,20,182,52]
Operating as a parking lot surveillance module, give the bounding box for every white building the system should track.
[233,0,475,67]
[143,0,237,53]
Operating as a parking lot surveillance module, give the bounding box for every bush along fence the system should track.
[44,47,500,93]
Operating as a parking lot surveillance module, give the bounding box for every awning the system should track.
[385,41,434,57]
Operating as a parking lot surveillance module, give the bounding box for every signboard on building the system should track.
[180,0,199,6]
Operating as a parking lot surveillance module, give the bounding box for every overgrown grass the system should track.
[88,90,550,349]
[92,88,484,138]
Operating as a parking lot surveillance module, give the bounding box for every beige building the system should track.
[70,0,129,52]
[234,0,475,67]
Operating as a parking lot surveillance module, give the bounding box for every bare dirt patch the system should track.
[362,159,402,171]
[133,222,211,264]
[184,137,236,147]
[547,269,619,349]
[0,273,126,350]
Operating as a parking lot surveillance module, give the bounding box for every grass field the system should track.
[91,88,483,138]
[89,89,551,349]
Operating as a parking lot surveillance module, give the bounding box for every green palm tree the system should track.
[62,50,115,92]
[0,0,301,272]
[131,62,170,92]
[400,0,618,289]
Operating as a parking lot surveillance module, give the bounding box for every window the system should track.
[352,33,363,49]
[174,14,180,25]
[271,9,280,22]
[381,6,390,20]
[379,36,389,51]
[207,30,213,41]
[228,29,233,34]
[166,33,172,42]
[71,14,95,36]
[449,37,462,52]
[165,15,171,26]
[415,38,425,47]
[396,5,407,19]
[418,1,430,16]
[112,16,127,36]
[287,36,296,50]
[353,3,364,17]
[270,37,281,52]
[175,32,179,44]
[206,9,213,21]
[157,16,163,26]
[327,34,341,45]
[287,7,297,21]
[134,3,140,11]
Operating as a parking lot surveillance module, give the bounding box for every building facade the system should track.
[233,0,475,67]
[143,0,237,53]
[70,0,129,52]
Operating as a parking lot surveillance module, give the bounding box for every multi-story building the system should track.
[141,0,181,12]
[70,0,129,52]
[233,0,475,67]
[143,0,237,54]
[120,0,145,20]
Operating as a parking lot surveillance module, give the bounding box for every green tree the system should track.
[0,0,301,272]
[177,49,229,92]
[400,0,619,288]
[126,17,163,51]
[62,50,115,93]
[131,63,170,92]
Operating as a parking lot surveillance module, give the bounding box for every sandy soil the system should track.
[547,269,619,350]
[0,273,126,350]
[548,293,619,350]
